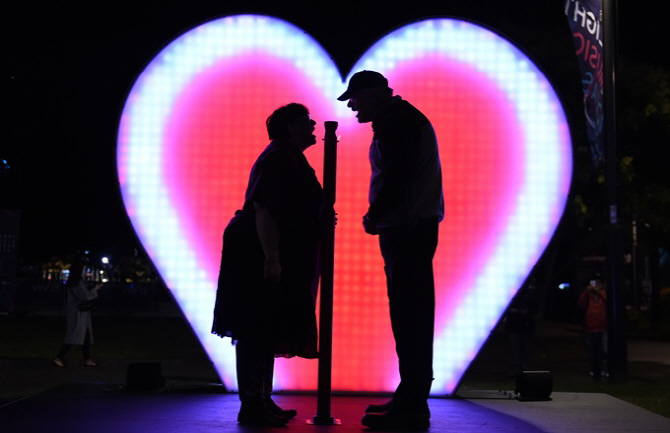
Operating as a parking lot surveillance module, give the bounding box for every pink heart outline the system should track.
[117,15,572,394]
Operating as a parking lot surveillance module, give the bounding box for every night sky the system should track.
[5,0,666,264]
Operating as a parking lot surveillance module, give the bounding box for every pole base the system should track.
[308,415,342,425]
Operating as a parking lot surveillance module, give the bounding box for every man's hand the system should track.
[363,214,378,235]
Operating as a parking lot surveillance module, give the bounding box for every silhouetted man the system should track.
[338,71,444,430]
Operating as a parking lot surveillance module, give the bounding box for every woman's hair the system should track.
[66,260,85,288]
[266,103,310,141]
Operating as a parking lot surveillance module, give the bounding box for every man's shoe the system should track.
[362,409,430,431]
[366,399,393,413]
[266,398,298,419]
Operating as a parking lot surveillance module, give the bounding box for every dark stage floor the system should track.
[2,383,669,433]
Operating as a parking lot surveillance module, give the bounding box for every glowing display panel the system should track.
[117,15,572,395]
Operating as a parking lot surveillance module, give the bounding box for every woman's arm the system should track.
[71,280,100,301]
[254,200,281,283]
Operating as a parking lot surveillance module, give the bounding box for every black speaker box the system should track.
[126,362,165,391]
[515,370,553,401]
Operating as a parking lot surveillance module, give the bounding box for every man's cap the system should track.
[337,70,389,101]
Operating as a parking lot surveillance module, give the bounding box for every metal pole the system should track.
[603,0,627,382]
[632,220,638,307]
[310,121,341,425]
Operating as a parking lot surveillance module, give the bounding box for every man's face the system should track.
[347,88,381,123]
[287,115,317,150]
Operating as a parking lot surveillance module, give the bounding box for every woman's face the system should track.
[287,115,317,150]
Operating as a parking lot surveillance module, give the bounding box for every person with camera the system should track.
[53,259,103,367]
[578,277,608,380]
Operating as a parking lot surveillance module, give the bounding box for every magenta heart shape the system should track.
[117,15,572,394]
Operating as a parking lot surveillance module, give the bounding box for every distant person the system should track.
[338,71,444,431]
[212,103,324,426]
[504,278,539,377]
[578,277,608,380]
[53,259,102,367]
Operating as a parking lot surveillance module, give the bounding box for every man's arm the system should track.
[366,111,418,226]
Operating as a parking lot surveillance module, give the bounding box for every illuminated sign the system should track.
[117,15,572,394]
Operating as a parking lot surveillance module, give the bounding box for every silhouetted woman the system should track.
[212,103,323,426]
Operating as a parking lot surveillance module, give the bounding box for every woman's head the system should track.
[66,260,86,288]
[266,103,316,149]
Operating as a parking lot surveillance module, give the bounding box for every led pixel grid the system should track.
[117,15,572,395]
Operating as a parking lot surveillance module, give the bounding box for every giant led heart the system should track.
[117,15,572,395]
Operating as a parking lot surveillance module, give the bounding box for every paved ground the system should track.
[2,312,669,431]
[2,385,670,433]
